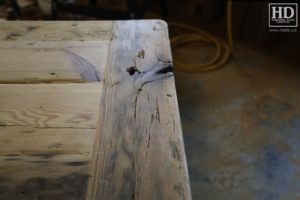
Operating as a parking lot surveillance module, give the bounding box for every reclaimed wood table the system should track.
[0,20,191,200]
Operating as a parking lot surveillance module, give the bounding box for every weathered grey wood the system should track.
[87,20,191,200]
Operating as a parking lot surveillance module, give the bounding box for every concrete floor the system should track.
[174,45,300,200]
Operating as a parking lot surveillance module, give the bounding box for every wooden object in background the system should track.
[0,20,191,200]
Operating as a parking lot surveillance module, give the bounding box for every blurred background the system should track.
[1,0,300,199]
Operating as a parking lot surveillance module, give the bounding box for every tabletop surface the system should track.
[0,20,191,200]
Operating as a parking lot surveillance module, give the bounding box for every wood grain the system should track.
[0,127,97,200]
[0,21,113,199]
[0,41,110,83]
[0,20,191,200]
[0,71,84,83]
[0,21,112,83]
[0,126,95,156]
[0,126,95,183]
[0,83,102,128]
[0,21,112,42]
[87,20,191,200]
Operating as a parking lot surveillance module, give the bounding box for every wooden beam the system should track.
[87,20,191,200]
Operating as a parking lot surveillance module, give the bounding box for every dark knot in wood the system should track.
[126,66,140,76]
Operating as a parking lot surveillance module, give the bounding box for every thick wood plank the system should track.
[0,83,102,128]
[0,71,84,83]
[87,20,191,200]
[0,127,95,156]
[0,126,96,200]
[0,44,110,83]
[0,21,112,41]
[0,31,111,83]
[0,21,112,83]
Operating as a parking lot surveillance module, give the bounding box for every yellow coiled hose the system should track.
[170,0,233,73]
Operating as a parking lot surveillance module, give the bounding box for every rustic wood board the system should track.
[0,21,111,83]
[0,127,95,180]
[0,84,101,200]
[0,83,102,128]
[0,20,191,200]
[0,21,112,41]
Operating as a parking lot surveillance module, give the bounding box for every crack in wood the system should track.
[169,141,182,162]
[156,99,161,123]
[133,93,138,119]
[131,160,136,200]
[134,68,173,91]
[147,132,151,149]
[156,66,173,74]
[151,114,154,124]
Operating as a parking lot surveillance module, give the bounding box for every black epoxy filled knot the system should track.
[156,66,173,74]
[126,66,140,76]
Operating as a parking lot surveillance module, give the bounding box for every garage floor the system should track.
[174,45,300,200]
